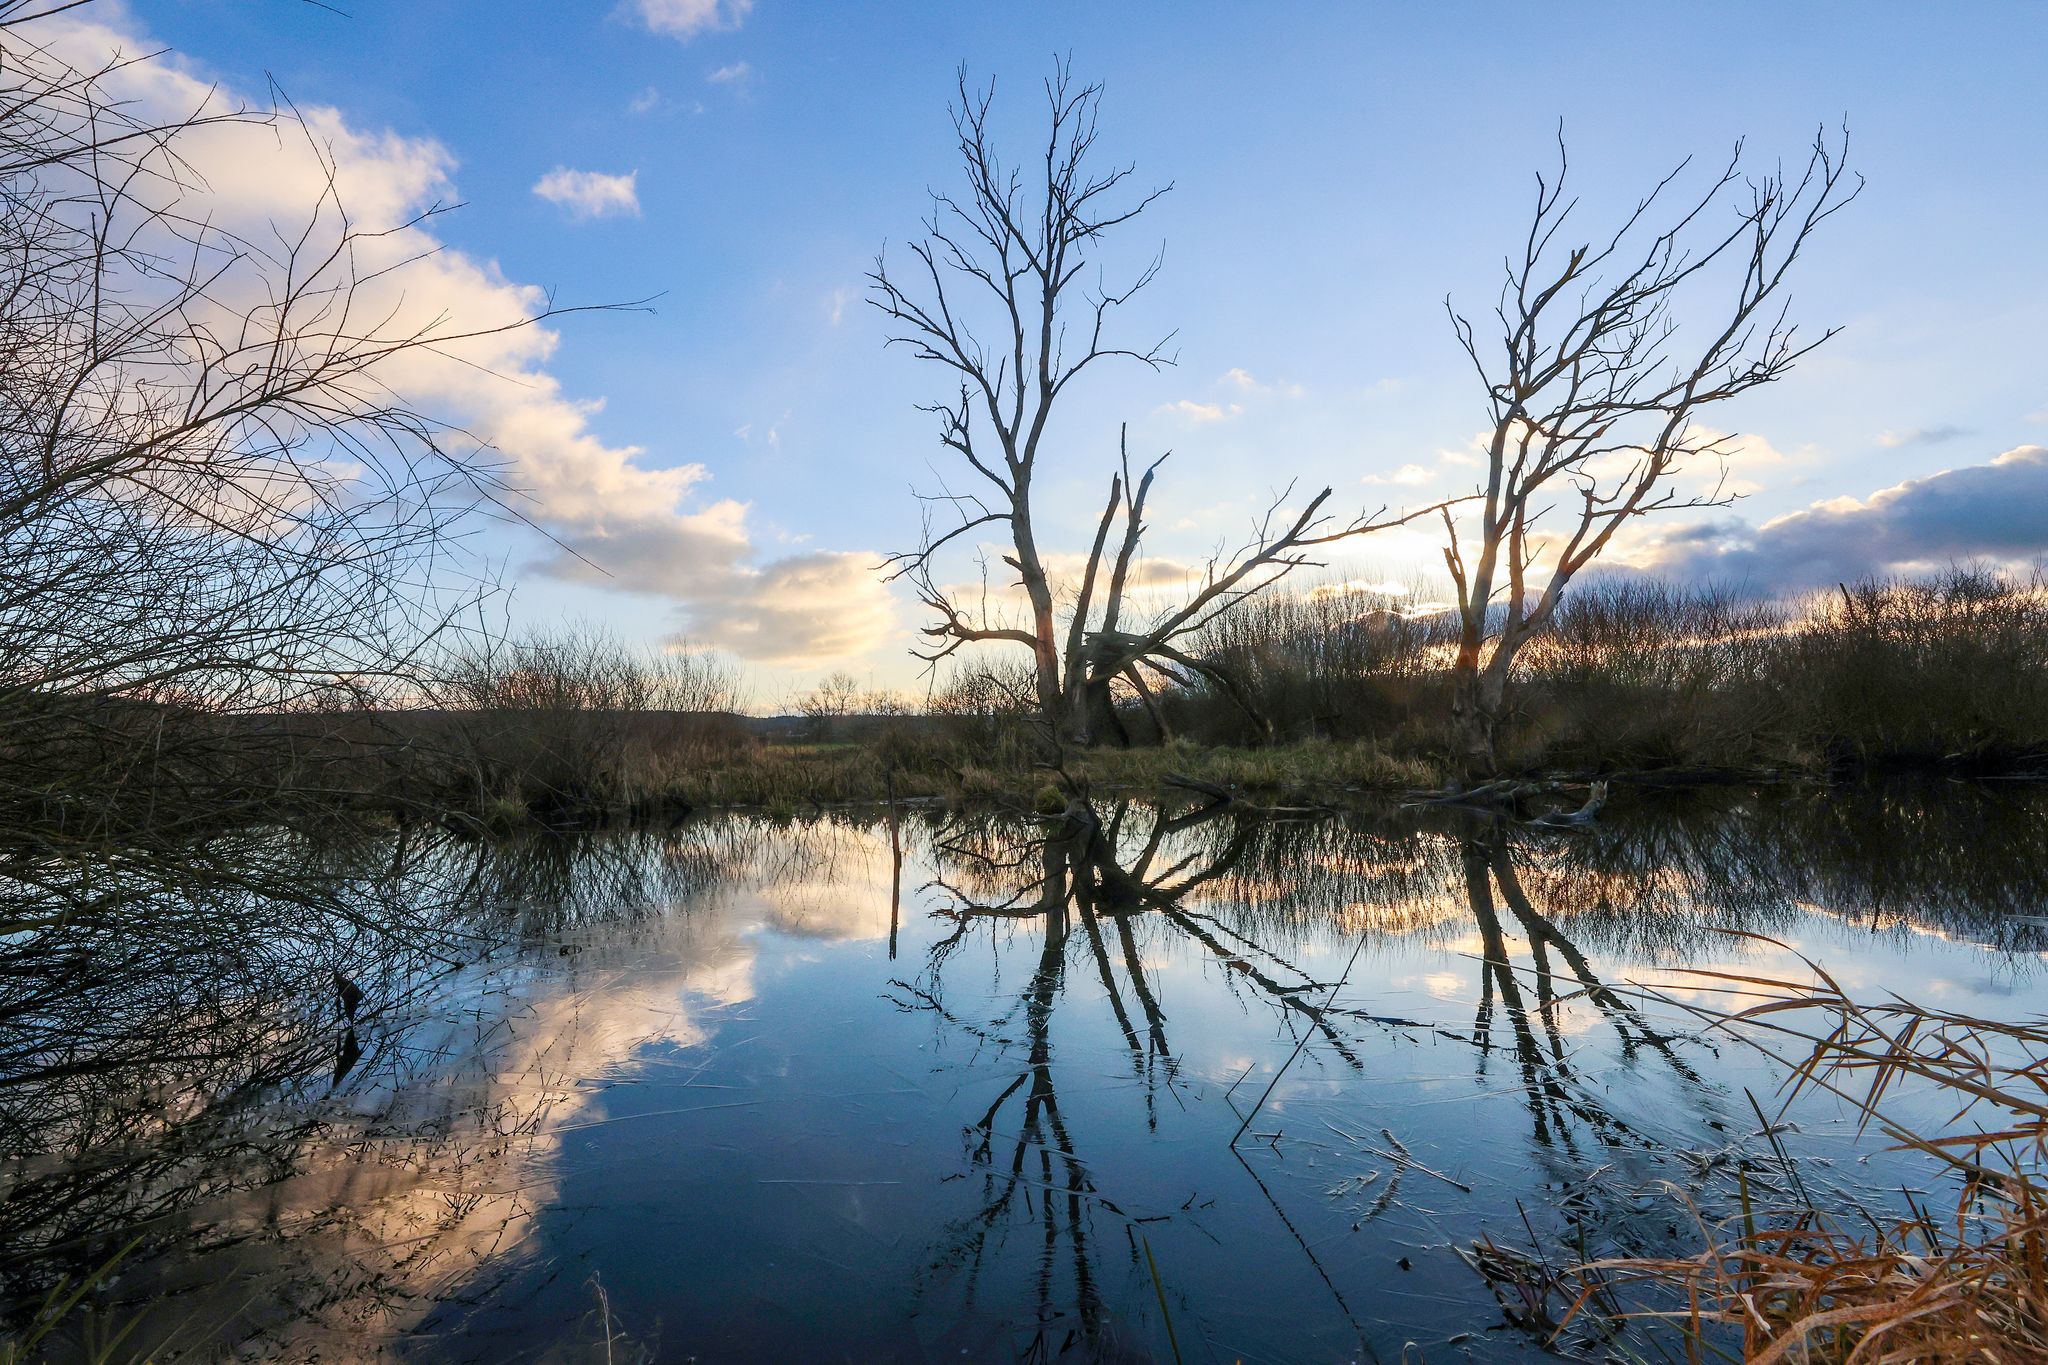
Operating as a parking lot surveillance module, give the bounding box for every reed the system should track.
[1558,935,2048,1363]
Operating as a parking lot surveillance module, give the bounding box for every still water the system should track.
[5,783,2048,1362]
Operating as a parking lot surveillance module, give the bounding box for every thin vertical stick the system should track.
[887,796,902,961]
[1230,931,1368,1146]
[1142,1235,1184,1365]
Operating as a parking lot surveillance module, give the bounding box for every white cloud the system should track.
[1156,369,1300,425]
[1364,463,1434,487]
[1221,367,1305,399]
[628,86,662,114]
[532,167,641,220]
[825,286,852,326]
[678,552,897,665]
[44,8,887,667]
[707,60,752,85]
[1156,399,1241,423]
[732,416,787,449]
[628,0,754,40]
[1683,426,1810,497]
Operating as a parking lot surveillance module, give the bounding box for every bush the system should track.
[1776,568,2048,765]
[1142,568,2048,775]
[427,625,744,818]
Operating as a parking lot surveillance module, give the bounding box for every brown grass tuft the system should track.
[1557,935,2048,1362]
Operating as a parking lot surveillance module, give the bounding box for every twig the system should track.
[1230,930,1368,1146]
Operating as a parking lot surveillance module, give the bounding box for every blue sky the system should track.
[119,1,2048,693]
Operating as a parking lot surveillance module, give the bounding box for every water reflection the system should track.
[4,781,2047,1360]
[893,805,1270,1359]
[904,801,1476,1360]
[1,823,767,1358]
[894,802,1748,1358]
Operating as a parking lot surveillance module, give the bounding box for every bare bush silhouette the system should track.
[1145,567,2048,776]
[429,626,743,821]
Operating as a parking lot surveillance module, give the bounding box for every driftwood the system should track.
[1404,777,1611,829]
[1161,772,1236,805]
[1528,780,1609,829]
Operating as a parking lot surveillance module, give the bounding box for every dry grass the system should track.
[1578,1196,2048,1364]
[1555,935,2048,1363]
[649,737,1448,812]
[1079,737,1444,800]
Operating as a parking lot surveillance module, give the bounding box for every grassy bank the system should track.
[420,736,1452,827]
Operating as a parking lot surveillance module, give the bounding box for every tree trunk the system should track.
[1449,659,1502,781]
[1052,680,1126,751]
[1083,677,1129,749]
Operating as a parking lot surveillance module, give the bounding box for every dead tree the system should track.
[873,64,1438,751]
[1440,128,1858,778]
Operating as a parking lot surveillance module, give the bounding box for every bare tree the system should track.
[793,669,863,741]
[873,63,1438,752]
[1439,128,1859,779]
[0,1,597,852]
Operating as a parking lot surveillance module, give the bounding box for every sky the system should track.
[67,1,2048,698]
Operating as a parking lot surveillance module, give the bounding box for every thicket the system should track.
[337,568,2048,827]
[1151,567,2048,775]
[420,627,744,822]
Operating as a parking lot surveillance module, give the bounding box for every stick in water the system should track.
[1230,931,1369,1146]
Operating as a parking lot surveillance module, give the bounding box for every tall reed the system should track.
[1566,937,2048,1362]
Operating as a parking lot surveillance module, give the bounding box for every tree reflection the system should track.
[7,781,2048,1359]
[1457,827,1709,1156]
[891,784,2048,1357]
[898,799,1408,1359]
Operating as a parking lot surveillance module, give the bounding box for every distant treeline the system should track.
[12,569,2045,843]
[418,565,2048,823]
[1149,565,2048,772]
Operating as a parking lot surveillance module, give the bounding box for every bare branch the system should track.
[1435,127,1857,776]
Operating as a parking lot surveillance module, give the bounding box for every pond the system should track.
[5,782,2048,1362]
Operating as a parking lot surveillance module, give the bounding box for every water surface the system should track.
[6,783,2047,1362]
